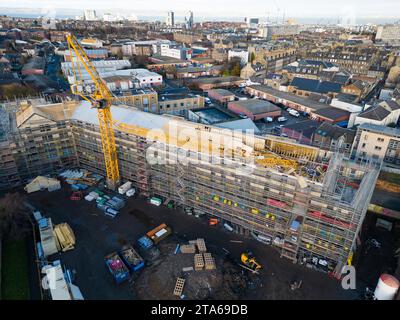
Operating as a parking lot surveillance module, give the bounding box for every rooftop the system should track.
[358,123,400,138]
[191,106,236,124]
[230,99,281,115]
[247,85,330,111]
[357,105,391,121]
[207,89,235,97]
[193,76,244,85]
[313,106,350,121]
[290,77,342,94]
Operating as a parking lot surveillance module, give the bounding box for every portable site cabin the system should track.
[24,176,61,193]
[42,264,72,300]
[38,218,59,257]
[41,264,84,300]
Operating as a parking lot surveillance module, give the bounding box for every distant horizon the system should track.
[0,9,399,26]
[0,3,399,25]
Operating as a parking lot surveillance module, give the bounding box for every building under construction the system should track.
[0,98,380,275]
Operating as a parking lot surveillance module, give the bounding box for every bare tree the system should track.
[0,193,31,241]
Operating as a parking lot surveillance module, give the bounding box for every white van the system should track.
[288,109,300,117]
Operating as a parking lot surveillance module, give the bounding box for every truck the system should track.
[104,252,130,284]
[146,223,172,244]
[118,245,145,273]
[118,181,132,195]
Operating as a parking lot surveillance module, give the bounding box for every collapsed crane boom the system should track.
[66,34,120,188]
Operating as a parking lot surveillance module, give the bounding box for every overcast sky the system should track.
[1,0,399,19]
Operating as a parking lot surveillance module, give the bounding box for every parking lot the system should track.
[254,109,311,136]
[26,183,359,300]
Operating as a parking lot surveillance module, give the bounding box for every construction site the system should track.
[0,34,384,300]
[0,95,380,277]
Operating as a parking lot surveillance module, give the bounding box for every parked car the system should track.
[288,109,300,117]
[277,116,287,122]
[264,117,273,123]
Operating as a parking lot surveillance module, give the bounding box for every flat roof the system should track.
[193,76,244,85]
[230,99,281,115]
[208,89,235,97]
[192,106,236,124]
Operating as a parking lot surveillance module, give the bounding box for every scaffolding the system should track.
[0,99,380,272]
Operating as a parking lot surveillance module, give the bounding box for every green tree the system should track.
[231,63,241,77]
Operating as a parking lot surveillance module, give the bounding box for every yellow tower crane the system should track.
[66,34,120,189]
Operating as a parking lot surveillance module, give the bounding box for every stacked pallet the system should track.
[173,277,185,296]
[203,252,216,270]
[54,223,75,252]
[194,253,205,271]
[197,238,207,253]
[180,244,196,253]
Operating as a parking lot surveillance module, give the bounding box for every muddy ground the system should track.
[26,183,359,300]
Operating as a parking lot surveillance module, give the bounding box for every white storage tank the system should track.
[374,274,400,300]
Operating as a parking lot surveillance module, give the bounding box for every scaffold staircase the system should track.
[176,161,186,204]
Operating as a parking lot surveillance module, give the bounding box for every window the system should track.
[377,137,384,142]
[362,143,366,148]
[374,146,382,151]
[388,140,399,149]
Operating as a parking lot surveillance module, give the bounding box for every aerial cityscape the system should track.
[0,0,399,304]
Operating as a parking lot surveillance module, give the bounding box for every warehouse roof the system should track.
[313,106,350,120]
[247,85,330,111]
[230,99,281,115]
[208,89,235,97]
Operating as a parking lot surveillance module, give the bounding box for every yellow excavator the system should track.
[240,251,262,273]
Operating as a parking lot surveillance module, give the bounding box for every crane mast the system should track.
[66,34,120,189]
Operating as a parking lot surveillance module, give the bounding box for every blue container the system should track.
[137,236,153,250]
[104,253,130,284]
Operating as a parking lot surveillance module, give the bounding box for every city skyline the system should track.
[0,0,399,21]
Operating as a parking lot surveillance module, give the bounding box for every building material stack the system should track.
[173,277,186,296]
[203,252,216,270]
[196,238,207,253]
[194,253,205,271]
[54,223,76,252]
[180,244,196,253]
